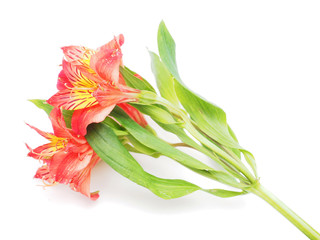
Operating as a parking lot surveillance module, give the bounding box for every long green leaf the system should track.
[125,135,160,158]
[120,66,156,92]
[156,21,257,176]
[111,107,242,187]
[111,107,211,171]
[130,103,178,125]
[157,20,181,81]
[86,123,200,199]
[174,80,242,149]
[228,125,242,159]
[157,22,239,149]
[149,51,179,106]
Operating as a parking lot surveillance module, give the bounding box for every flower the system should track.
[26,108,100,200]
[47,35,147,136]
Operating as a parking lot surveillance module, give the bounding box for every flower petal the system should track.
[34,165,55,185]
[62,60,98,89]
[57,70,73,90]
[69,153,100,200]
[71,104,116,136]
[90,191,100,201]
[27,142,63,160]
[118,73,126,85]
[26,120,67,159]
[26,123,55,140]
[53,152,90,182]
[62,45,95,68]
[97,34,124,51]
[118,103,148,127]
[93,86,138,108]
[49,107,70,138]
[47,89,98,110]
[90,35,124,83]
[49,150,100,200]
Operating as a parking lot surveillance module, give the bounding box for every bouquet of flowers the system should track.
[26,21,319,239]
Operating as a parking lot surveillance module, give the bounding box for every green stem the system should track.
[151,94,256,183]
[184,120,256,183]
[250,184,320,239]
[138,91,256,183]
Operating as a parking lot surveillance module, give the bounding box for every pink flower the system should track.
[47,35,147,136]
[26,108,100,200]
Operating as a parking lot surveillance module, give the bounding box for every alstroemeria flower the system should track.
[26,108,100,200]
[47,35,147,136]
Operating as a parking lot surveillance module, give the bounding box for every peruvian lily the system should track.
[47,35,147,136]
[26,108,100,200]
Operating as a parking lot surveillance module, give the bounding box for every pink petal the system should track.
[27,143,61,160]
[62,45,95,65]
[26,123,55,140]
[34,165,55,184]
[49,108,70,138]
[71,104,116,136]
[70,154,101,200]
[96,34,124,52]
[49,151,100,200]
[47,88,98,111]
[57,70,73,90]
[118,103,148,127]
[90,35,124,84]
[118,73,126,85]
[90,191,100,201]
[62,60,99,88]
[93,86,138,108]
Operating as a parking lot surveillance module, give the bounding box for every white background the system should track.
[1,0,320,239]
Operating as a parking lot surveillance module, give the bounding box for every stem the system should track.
[154,95,256,183]
[250,184,320,239]
[138,91,256,183]
[184,120,256,183]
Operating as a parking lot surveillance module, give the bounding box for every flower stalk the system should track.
[249,184,320,239]
[138,90,256,184]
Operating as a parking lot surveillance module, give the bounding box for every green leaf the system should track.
[157,21,241,149]
[111,107,242,187]
[242,151,257,176]
[130,103,178,125]
[174,78,257,177]
[156,22,257,176]
[86,122,200,199]
[158,21,181,81]
[174,81,242,149]
[228,125,242,159]
[149,51,179,106]
[158,122,203,151]
[101,117,128,136]
[29,99,53,115]
[120,66,156,92]
[126,135,161,158]
[157,22,240,149]
[111,107,212,171]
